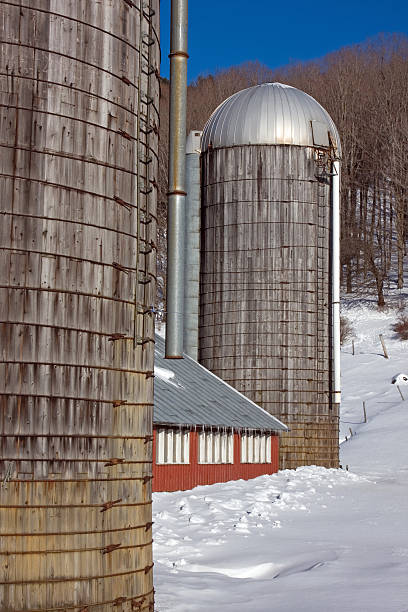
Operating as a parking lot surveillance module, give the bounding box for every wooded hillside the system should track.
[158,34,408,308]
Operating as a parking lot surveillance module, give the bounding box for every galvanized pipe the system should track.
[166,0,188,358]
[332,160,341,405]
[183,131,202,360]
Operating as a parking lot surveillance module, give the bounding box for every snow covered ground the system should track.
[153,304,408,611]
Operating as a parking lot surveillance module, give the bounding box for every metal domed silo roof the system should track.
[201,82,341,154]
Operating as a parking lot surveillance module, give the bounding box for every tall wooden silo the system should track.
[0,1,159,610]
[199,83,341,470]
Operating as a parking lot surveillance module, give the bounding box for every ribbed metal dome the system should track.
[201,82,341,154]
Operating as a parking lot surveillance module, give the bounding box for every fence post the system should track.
[379,334,389,359]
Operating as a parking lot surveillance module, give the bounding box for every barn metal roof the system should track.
[154,335,287,432]
[201,82,340,155]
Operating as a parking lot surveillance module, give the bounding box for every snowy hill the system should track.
[153,304,408,612]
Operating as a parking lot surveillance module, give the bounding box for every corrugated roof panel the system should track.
[154,335,287,432]
[201,82,340,155]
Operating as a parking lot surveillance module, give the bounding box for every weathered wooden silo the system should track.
[199,83,341,470]
[0,1,159,610]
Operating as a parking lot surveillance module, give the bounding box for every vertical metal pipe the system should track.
[332,160,341,405]
[184,131,202,359]
[166,0,188,358]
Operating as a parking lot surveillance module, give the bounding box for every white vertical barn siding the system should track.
[156,429,190,464]
[198,430,234,464]
[200,144,339,469]
[240,433,271,464]
[0,1,159,609]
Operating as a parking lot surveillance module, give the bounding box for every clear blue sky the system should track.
[160,0,408,82]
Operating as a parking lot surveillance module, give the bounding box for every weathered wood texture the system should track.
[199,145,339,470]
[0,1,159,610]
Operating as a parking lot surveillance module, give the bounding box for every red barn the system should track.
[153,335,287,492]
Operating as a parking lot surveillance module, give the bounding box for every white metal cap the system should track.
[186,130,202,154]
[201,83,340,155]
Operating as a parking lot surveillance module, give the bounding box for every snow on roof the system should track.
[154,335,287,432]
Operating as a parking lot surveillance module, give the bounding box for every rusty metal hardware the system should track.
[1,3,148,59]
[118,128,132,140]
[0,102,133,145]
[0,566,153,586]
[112,399,128,407]
[144,436,154,444]
[121,76,132,85]
[145,371,154,379]
[142,94,154,105]
[139,120,153,135]
[142,62,156,76]
[139,206,158,223]
[0,68,140,122]
[113,598,127,606]
[3,39,134,89]
[140,213,153,224]
[2,523,154,538]
[138,273,152,284]
[102,543,121,555]
[112,261,130,274]
[108,333,132,342]
[104,458,124,467]
[0,458,152,466]
[137,305,154,315]
[142,475,152,485]
[142,34,155,47]
[144,563,154,574]
[7,541,153,558]
[5,587,155,610]
[132,598,144,610]
[3,360,152,376]
[2,433,152,441]
[140,120,158,135]
[145,521,153,531]
[139,244,152,255]
[143,3,156,17]
[136,336,154,346]
[124,0,136,7]
[140,183,152,195]
[108,333,126,341]
[0,141,137,176]
[114,195,133,210]
[100,498,123,513]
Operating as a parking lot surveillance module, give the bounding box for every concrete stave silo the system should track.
[199,83,340,469]
[0,1,159,609]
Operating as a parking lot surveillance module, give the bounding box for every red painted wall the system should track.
[152,430,279,492]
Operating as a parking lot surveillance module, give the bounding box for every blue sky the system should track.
[160,0,408,82]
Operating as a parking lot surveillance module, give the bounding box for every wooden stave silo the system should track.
[0,1,159,610]
[199,85,340,470]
